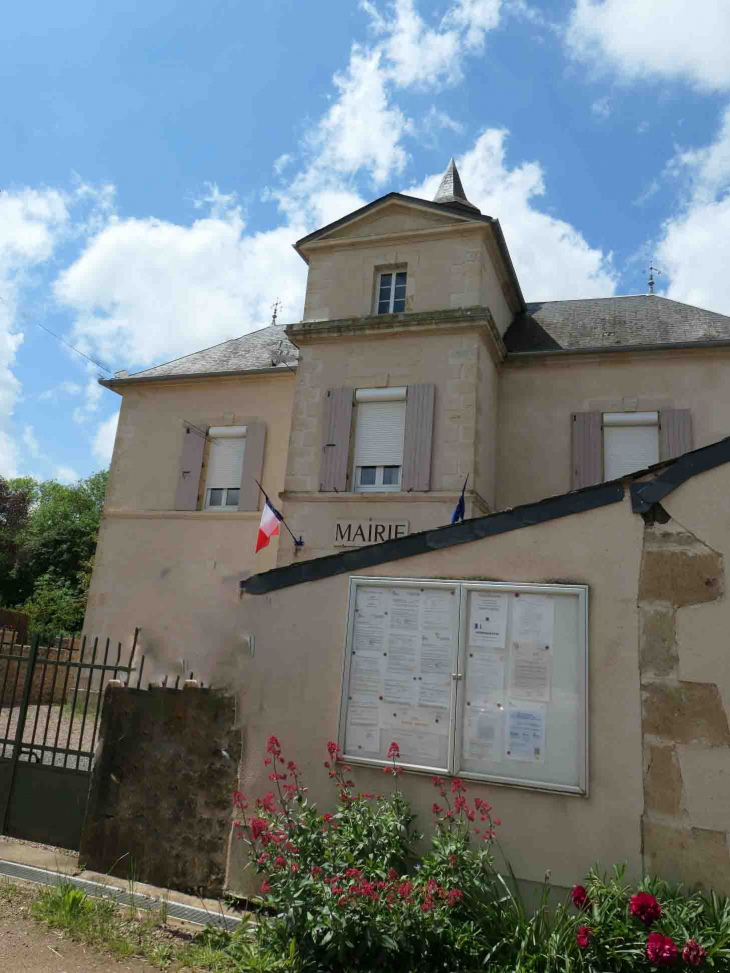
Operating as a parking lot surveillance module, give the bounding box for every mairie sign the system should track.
[334,520,409,547]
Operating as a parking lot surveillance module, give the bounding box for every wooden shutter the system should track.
[659,409,692,461]
[239,422,266,510]
[175,426,206,510]
[402,384,435,492]
[571,412,602,489]
[320,388,353,491]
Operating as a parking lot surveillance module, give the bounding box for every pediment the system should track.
[318,198,475,243]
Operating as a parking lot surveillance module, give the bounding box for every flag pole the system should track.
[255,480,304,547]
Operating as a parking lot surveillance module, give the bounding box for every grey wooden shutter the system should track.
[320,388,353,491]
[659,409,692,461]
[402,384,435,492]
[239,422,266,510]
[175,426,206,510]
[571,412,603,489]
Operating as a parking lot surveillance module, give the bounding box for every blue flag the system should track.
[451,476,468,524]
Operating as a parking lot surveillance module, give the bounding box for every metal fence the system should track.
[0,627,144,849]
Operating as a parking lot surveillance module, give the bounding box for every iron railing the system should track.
[0,628,144,772]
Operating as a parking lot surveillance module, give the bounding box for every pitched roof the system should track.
[433,158,480,213]
[102,323,298,386]
[241,434,730,595]
[504,294,730,353]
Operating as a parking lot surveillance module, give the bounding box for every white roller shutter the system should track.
[206,438,246,489]
[603,412,659,479]
[353,400,406,467]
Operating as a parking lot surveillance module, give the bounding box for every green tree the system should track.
[1,471,108,632]
[0,476,33,606]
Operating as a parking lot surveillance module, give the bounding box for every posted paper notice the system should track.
[505,701,546,763]
[468,591,508,649]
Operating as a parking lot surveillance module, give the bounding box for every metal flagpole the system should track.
[255,480,304,547]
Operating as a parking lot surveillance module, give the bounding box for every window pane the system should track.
[383,465,401,485]
[392,298,406,313]
[208,488,224,507]
[225,488,240,506]
[359,466,377,486]
[380,273,393,287]
[395,272,407,285]
[378,300,391,314]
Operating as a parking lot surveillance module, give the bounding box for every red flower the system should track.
[345,867,362,879]
[432,803,443,815]
[572,885,590,910]
[260,879,271,894]
[447,889,463,906]
[311,866,323,878]
[387,868,398,880]
[646,933,677,967]
[257,853,270,865]
[682,940,706,967]
[576,926,592,949]
[630,892,662,926]
[290,862,300,873]
[273,856,287,869]
[387,741,400,759]
[250,817,268,841]
[266,735,281,756]
[397,881,412,899]
[321,812,334,823]
[326,741,340,758]
[259,792,276,813]
[451,777,467,794]
[232,790,248,810]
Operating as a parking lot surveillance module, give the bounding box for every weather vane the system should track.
[647,262,662,295]
[271,298,282,326]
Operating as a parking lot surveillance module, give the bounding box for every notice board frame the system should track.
[338,577,589,796]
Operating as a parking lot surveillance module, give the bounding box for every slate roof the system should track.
[504,294,730,353]
[105,323,298,384]
[433,158,480,213]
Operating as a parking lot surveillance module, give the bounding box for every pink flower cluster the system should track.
[430,776,500,842]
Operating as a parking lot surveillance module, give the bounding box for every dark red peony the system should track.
[630,891,662,926]
[646,932,677,967]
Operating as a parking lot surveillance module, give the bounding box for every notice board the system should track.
[338,578,588,795]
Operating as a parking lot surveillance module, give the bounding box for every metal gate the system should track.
[0,628,144,850]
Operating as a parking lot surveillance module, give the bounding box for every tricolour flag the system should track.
[256,498,283,553]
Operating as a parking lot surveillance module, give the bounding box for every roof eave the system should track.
[99,363,298,391]
[505,337,730,359]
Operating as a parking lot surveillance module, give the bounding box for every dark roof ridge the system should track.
[525,294,730,319]
[240,434,730,596]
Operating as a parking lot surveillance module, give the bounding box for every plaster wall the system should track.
[233,494,645,893]
[84,372,295,660]
[281,326,498,562]
[302,225,512,332]
[497,350,730,509]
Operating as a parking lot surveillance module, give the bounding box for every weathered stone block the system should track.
[639,606,677,680]
[677,745,730,832]
[642,682,730,746]
[644,745,683,817]
[642,819,730,894]
[639,533,723,607]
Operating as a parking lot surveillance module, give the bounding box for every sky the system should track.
[3,0,730,483]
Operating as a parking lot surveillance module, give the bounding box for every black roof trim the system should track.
[242,434,730,596]
[241,482,625,595]
[631,435,730,513]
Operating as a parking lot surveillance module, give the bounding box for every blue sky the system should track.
[3,0,730,483]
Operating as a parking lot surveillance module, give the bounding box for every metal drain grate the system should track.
[0,858,242,932]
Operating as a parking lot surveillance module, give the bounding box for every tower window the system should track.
[376,270,407,314]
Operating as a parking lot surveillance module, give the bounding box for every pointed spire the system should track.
[433,158,480,213]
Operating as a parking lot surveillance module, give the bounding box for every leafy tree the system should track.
[0,476,32,606]
[1,471,108,633]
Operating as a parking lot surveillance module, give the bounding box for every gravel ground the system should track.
[0,701,101,771]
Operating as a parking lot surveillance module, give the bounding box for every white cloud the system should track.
[567,0,730,92]
[656,104,730,313]
[0,187,71,477]
[273,153,293,176]
[55,193,308,368]
[55,465,80,484]
[22,425,40,458]
[405,129,616,300]
[92,411,119,466]
[39,380,82,402]
[591,96,612,120]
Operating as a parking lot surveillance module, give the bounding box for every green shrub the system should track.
[233,737,730,972]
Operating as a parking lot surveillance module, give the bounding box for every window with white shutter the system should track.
[204,426,247,509]
[353,388,406,492]
[603,412,659,479]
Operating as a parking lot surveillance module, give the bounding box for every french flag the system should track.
[255,498,283,553]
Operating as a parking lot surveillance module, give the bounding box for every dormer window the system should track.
[377,269,407,314]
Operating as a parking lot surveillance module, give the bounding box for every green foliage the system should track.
[0,470,107,633]
[233,738,730,973]
[33,881,94,925]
